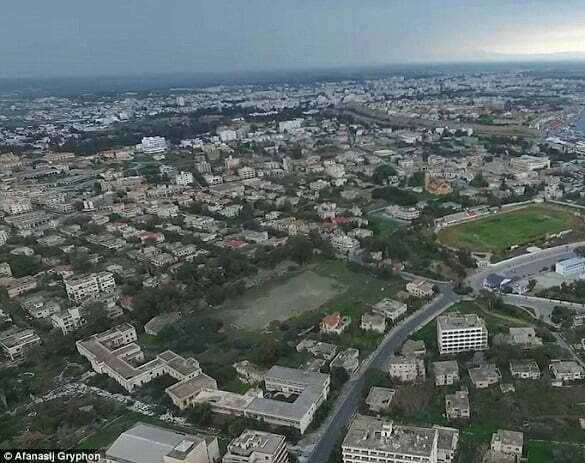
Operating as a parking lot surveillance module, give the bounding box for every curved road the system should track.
[306,283,461,463]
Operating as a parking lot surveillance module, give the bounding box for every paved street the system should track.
[306,284,461,463]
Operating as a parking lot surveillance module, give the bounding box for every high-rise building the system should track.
[437,313,488,355]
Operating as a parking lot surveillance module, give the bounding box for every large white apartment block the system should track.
[137,136,167,154]
[51,307,84,335]
[555,257,585,276]
[105,423,220,463]
[65,271,116,304]
[437,313,488,355]
[342,415,459,463]
[330,234,360,255]
[223,430,288,463]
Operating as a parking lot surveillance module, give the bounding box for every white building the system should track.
[222,430,288,463]
[2,198,33,215]
[0,328,41,360]
[204,174,224,186]
[555,257,585,276]
[342,415,441,463]
[437,313,488,355]
[510,155,550,171]
[51,307,84,335]
[278,119,303,133]
[0,229,8,246]
[137,136,167,154]
[105,423,220,463]
[65,271,116,304]
[330,234,360,255]
[238,167,256,180]
[175,171,194,186]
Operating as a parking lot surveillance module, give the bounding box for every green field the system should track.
[438,207,577,252]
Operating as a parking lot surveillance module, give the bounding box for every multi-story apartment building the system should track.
[51,307,84,335]
[65,271,116,304]
[175,171,194,186]
[0,328,41,360]
[437,313,488,355]
[342,415,445,463]
[387,355,425,383]
[237,167,256,180]
[1,198,33,215]
[0,228,9,246]
[222,430,288,463]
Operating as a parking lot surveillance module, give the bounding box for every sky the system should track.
[2,0,585,78]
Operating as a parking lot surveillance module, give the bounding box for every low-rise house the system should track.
[484,430,523,463]
[0,327,41,360]
[330,348,360,375]
[549,360,585,383]
[435,426,460,463]
[509,360,541,380]
[104,422,220,463]
[469,364,501,389]
[296,339,338,360]
[433,360,460,386]
[360,312,386,333]
[372,297,407,321]
[406,279,434,298]
[400,339,426,357]
[365,386,395,412]
[445,389,470,420]
[320,312,351,335]
[387,355,425,383]
[508,327,543,348]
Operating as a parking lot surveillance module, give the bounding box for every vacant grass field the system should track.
[438,207,577,252]
[217,270,345,329]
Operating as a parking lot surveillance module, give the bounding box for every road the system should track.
[305,283,461,463]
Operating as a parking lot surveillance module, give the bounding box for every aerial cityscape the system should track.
[2,2,585,463]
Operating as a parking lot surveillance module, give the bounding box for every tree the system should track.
[186,403,212,426]
[372,164,397,185]
[470,171,488,188]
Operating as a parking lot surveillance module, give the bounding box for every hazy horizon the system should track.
[3,0,585,80]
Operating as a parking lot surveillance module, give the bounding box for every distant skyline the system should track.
[3,0,585,79]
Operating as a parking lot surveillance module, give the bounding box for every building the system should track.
[320,313,351,335]
[434,427,459,463]
[509,360,540,380]
[330,348,360,375]
[20,294,61,319]
[137,136,167,154]
[445,389,470,420]
[51,307,84,335]
[511,155,550,171]
[425,173,452,195]
[555,257,585,276]
[406,279,434,298]
[237,167,256,180]
[437,313,488,355]
[232,361,265,385]
[104,422,220,463]
[4,276,38,298]
[330,234,360,256]
[65,271,116,304]
[175,171,194,186]
[0,328,41,360]
[373,298,407,321]
[0,229,9,246]
[361,312,386,333]
[469,364,501,389]
[485,430,523,462]
[222,430,288,463]
[342,415,440,463]
[387,355,425,383]
[482,273,512,292]
[433,360,460,386]
[549,360,585,383]
[508,327,542,348]
[365,387,395,413]
[76,323,216,401]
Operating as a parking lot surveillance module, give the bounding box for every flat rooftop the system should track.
[438,313,486,331]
